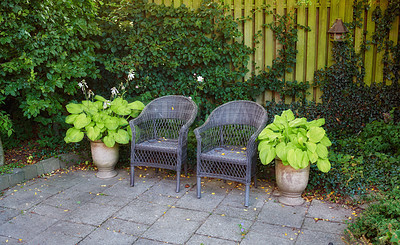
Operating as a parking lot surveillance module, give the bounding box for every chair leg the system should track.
[254,174,258,188]
[176,171,180,193]
[155,168,159,174]
[244,183,250,207]
[184,162,188,177]
[130,166,135,187]
[197,177,201,199]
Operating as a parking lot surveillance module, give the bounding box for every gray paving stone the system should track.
[302,217,347,235]
[0,207,19,225]
[249,221,300,242]
[241,232,295,245]
[257,200,308,228]
[133,238,168,245]
[100,217,149,236]
[102,179,152,198]
[0,235,24,245]
[145,179,188,198]
[307,200,354,223]
[66,202,120,226]
[115,200,169,225]
[0,188,52,210]
[0,212,58,241]
[136,192,180,206]
[220,187,270,208]
[26,221,93,245]
[175,188,226,212]
[79,228,137,245]
[90,193,132,207]
[141,207,209,244]
[218,205,261,222]
[196,214,253,242]
[295,229,345,245]
[29,203,72,219]
[186,234,237,245]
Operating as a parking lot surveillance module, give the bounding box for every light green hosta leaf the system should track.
[127,125,132,139]
[259,145,276,165]
[307,118,325,128]
[299,151,310,169]
[297,132,306,147]
[119,118,128,126]
[266,122,280,131]
[87,126,101,141]
[258,128,280,141]
[103,135,115,147]
[316,143,329,159]
[104,117,119,130]
[307,126,325,143]
[65,128,84,143]
[114,129,130,144]
[85,122,95,131]
[307,149,318,163]
[65,114,78,124]
[273,115,286,126]
[258,140,271,151]
[130,110,141,118]
[305,142,316,153]
[320,136,332,147]
[281,109,295,121]
[94,101,103,110]
[317,158,331,172]
[276,142,288,162]
[289,118,307,128]
[111,98,131,116]
[128,101,145,110]
[97,123,104,129]
[287,148,303,169]
[66,103,83,114]
[95,95,106,102]
[74,113,91,129]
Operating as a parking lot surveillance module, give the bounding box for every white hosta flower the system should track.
[103,100,111,109]
[135,85,139,89]
[197,76,204,83]
[111,87,119,96]
[88,90,94,98]
[128,70,135,81]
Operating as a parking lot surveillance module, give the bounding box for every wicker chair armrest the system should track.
[129,116,153,143]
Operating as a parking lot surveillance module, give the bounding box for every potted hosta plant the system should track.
[64,73,144,178]
[258,109,332,205]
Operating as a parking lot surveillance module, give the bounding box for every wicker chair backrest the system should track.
[141,95,197,122]
[205,100,266,129]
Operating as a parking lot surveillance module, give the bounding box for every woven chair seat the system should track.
[130,95,198,193]
[201,146,247,163]
[135,138,178,153]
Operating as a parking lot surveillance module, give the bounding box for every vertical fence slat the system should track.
[364,1,377,86]
[255,0,264,73]
[244,0,253,80]
[306,4,317,102]
[375,0,388,83]
[317,1,328,70]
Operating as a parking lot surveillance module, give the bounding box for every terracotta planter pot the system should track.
[275,158,310,206]
[90,140,119,179]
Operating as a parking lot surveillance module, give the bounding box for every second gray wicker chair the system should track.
[129,95,198,193]
[194,100,268,206]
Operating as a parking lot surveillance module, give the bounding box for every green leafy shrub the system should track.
[0,0,100,145]
[346,187,400,244]
[95,0,253,120]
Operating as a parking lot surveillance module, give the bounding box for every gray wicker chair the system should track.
[194,100,268,206]
[129,95,198,193]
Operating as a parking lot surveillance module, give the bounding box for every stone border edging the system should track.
[0,153,88,191]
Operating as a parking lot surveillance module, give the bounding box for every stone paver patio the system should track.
[0,167,355,244]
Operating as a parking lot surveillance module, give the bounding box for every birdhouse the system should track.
[328,18,349,41]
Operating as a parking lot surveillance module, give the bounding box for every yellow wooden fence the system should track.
[149,0,400,103]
